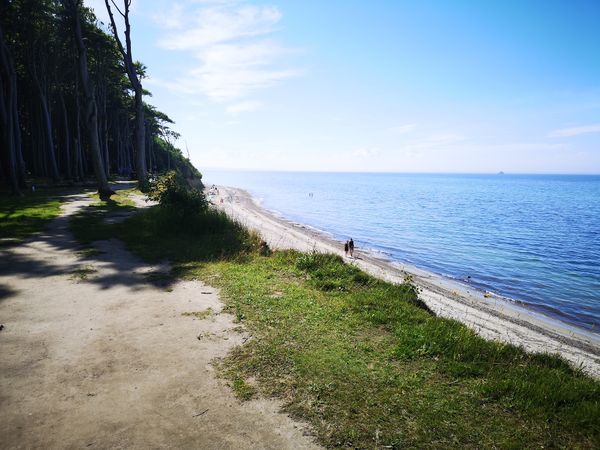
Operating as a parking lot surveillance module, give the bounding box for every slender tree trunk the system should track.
[68,0,113,198]
[133,87,145,181]
[105,0,146,185]
[59,91,72,179]
[32,71,59,181]
[37,103,48,177]
[101,88,109,178]
[73,89,81,180]
[0,24,20,194]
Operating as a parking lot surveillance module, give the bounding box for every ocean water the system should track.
[204,170,600,332]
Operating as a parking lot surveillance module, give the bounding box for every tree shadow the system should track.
[0,182,178,296]
[0,284,18,303]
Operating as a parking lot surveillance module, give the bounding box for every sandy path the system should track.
[216,186,600,378]
[0,190,319,449]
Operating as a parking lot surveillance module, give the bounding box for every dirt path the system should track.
[0,190,319,449]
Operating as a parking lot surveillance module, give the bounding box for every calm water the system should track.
[204,170,600,331]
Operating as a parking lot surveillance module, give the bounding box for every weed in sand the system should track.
[69,265,97,281]
[182,308,213,320]
[231,377,256,401]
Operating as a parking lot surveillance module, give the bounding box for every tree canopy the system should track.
[0,0,200,195]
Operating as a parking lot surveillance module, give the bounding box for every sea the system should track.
[203,170,600,332]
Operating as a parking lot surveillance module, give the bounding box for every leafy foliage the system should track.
[0,1,199,190]
[147,171,207,219]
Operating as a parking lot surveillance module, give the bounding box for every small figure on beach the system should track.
[349,238,354,257]
[344,241,349,256]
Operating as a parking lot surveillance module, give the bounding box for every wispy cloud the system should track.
[152,3,185,29]
[154,1,302,104]
[388,123,417,134]
[548,123,600,137]
[160,4,281,50]
[226,100,261,114]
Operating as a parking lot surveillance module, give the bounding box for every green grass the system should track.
[69,264,97,281]
[230,375,257,401]
[70,201,600,449]
[0,190,63,243]
[182,308,213,319]
[70,189,139,244]
[113,205,262,263]
[88,188,140,207]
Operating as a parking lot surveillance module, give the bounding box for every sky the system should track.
[85,0,600,174]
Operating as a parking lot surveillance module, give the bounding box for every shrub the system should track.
[147,171,207,219]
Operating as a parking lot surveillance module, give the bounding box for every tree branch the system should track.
[104,0,126,58]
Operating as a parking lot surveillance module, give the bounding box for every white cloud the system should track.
[226,100,261,114]
[353,147,380,158]
[154,2,300,102]
[152,3,185,29]
[548,123,600,137]
[388,123,417,134]
[159,5,281,49]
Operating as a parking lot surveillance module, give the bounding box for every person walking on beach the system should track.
[349,238,354,257]
[344,241,349,257]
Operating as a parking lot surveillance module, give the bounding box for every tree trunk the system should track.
[105,0,146,185]
[59,91,72,179]
[134,87,146,182]
[32,71,60,181]
[0,23,25,194]
[69,0,113,198]
[0,24,20,194]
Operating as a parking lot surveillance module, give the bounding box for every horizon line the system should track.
[199,167,600,176]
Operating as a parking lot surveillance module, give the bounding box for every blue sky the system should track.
[86,0,600,173]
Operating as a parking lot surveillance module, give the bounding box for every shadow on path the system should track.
[0,182,175,294]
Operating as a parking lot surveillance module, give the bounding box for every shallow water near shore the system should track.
[204,170,600,332]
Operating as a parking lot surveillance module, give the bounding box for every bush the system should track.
[147,171,207,219]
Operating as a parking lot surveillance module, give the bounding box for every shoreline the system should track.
[214,185,600,378]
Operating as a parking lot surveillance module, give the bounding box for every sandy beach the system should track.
[214,185,600,378]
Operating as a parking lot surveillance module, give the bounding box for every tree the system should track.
[64,0,114,198]
[0,20,23,194]
[0,0,199,192]
[104,0,147,186]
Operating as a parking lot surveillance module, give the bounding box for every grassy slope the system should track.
[71,201,600,449]
[0,190,63,242]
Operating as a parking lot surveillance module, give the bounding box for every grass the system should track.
[70,189,139,244]
[182,308,213,319]
[69,201,600,449]
[229,375,257,401]
[69,264,97,281]
[0,190,63,243]
[88,188,139,208]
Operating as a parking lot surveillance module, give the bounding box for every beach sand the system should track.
[215,186,600,378]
